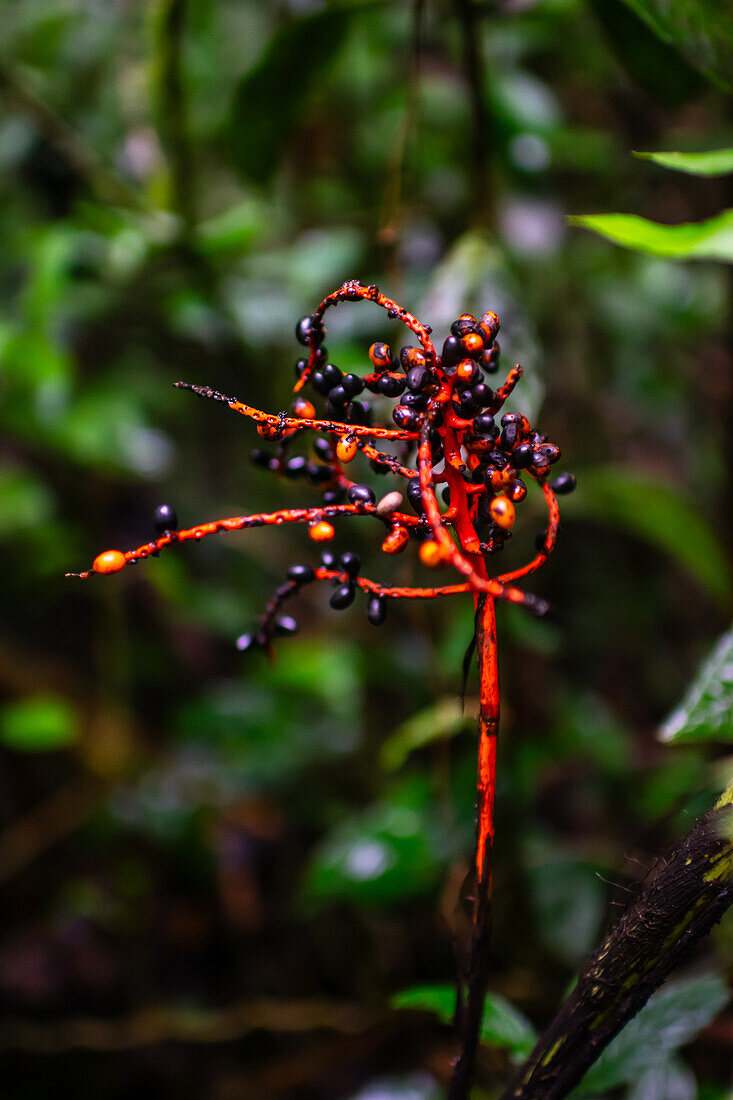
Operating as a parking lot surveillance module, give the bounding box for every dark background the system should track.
[1,1,732,1097]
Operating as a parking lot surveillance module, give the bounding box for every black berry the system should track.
[330,583,356,610]
[550,472,577,495]
[154,503,178,533]
[346,483,376,506]
[367,595,388,625]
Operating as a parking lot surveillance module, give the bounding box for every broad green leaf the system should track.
[379,697,472,772]
[226,4,363,186]
[479,995,537,1061]
[392,983,536,1060]
[619,0,733,90]
[569,210,733,263]
[563,467,732,604]
[0,696,78,752]
[392,984,455,1022]
[634,149,733,177]
[573,974,728,1095]
[659,626,733,743]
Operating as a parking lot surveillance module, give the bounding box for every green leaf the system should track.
[379,697,472,772]
[618,0,733,90]
[563,467,732,604]
[392,983,536,1060]
[573,974,728,1095]
[569,210,733,262]
[226,4,361,186]
[659,625,733,743]
[392,984,455,1022]
[0,696,78,752]
[634,148,733,176]
[479,995,537,1061]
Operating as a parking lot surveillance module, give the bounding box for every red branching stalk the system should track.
[67,279,569,1098]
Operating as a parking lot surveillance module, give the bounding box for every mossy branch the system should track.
[502,782,733,1100]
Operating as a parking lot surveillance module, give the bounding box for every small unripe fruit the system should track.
[93,550,127,575]
[292,396,315,419]
[489,496,515,530]
[368,342,392,370]
[382,525,409,554]
[456,359,476,382]
[461,332,484,357]
[336,435,358,463]
[419,540,444,568]
[308,520,335,542]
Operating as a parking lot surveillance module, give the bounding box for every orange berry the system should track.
[308,520,335,542]
[257,422,278,439]
[419,539,444,568]
[368,342,392,370]
[92,549,127,575]
[455,359,475,382]
[489,495,515,530]
[489,466,514,490]
[462,332,484,356]
[381,525,409,554]
[336,434,358,463]
[292,396,315,420]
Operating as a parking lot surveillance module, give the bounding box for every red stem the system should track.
[449,591,499,1100]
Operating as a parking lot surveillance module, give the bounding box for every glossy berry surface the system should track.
[93,549,127,575]
[153,503,178,533]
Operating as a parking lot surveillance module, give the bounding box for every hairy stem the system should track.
[502,782,733,1100]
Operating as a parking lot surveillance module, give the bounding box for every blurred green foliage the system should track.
[1,1,733,1098]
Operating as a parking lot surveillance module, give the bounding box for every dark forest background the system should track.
[1,1,733,1097]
